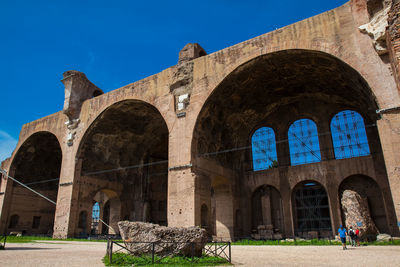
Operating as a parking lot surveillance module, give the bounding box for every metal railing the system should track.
[106,239,231,265]
[0,235,6,249]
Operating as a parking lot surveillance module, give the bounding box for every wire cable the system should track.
[0,169,56,205]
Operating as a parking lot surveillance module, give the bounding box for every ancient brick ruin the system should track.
[1,0,400,240]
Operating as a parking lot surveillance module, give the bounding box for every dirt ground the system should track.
[1,241,400,266]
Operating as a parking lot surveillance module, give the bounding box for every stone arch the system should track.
[76,99,169,230]
[78,97,171,144]
[191,49,380,241]
[339,175,389,234]
[191,49,379,168]
[291,180,332,238]
[4,131,62,235]
[199,34,390,111]
[6,128,63,168]
[93,189,121,235]
[251,185,284,238]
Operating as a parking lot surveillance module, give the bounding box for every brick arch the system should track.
[74,99,169,231]
[191,49,378,168]
[76,95,171,152]
[201,45,380,108]
[338,174,389,233]
[8,128,63,170]
[9,131,62,178]
[5,131,62,235]
[250,184,284,235]
[76,98,169,163]
[291,180,333,237]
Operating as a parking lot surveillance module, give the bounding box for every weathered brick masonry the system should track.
[0,0,400,239]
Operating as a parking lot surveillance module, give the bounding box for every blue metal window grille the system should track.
[288,119,321,166]
[331,110,370,159]
[251,127,278,171]
[92,202,100,223]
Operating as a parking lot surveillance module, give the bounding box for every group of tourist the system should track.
[338,225,360,250]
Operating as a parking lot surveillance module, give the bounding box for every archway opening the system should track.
[91,202,100,234]
[339,175,388,233]
[292,181,332,238]
[251,185,283,239]
[191,50,379,239]
[192,50,378,170]
[76,100,169,236]
[6,132,61,235]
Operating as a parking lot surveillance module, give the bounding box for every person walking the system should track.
[348,226,356,247]
[338,225,347,250]
[355,228,360,246]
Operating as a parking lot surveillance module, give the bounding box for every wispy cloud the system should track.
[0,130,17,162]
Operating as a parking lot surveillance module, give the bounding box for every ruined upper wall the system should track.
[189,0,397,108]
[5,0,399,169]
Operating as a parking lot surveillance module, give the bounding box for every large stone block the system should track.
[118,221,208,257]
[341,190,379,239]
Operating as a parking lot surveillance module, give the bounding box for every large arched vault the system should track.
[74,100,169,236]
[191,49,395,240]
[192,50,378,169]
[4,132,62,235]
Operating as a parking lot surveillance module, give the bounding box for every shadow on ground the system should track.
[4,247,60,251]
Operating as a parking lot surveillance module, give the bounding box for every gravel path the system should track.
[0,241,106,267]
[1,241,400,266]
[231,245,400,267]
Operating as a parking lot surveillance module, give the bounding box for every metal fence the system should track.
[106,239,231,265]
[0,235,6,249]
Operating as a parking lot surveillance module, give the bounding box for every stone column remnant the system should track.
[261,189,272,225]
[61,70,103,146]
[169,43,207,115]
[341,190,379,239]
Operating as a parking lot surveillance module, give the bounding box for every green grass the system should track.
[4,235,118,243]
[231,239,400,246]
[232,239,340,246]
[103,253,231,266]
[362,239,400,246]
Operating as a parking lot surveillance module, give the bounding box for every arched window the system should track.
[251,127,278,171]
[331,110,370,159]
[288,119,321,166]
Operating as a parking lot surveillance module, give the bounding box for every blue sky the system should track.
[0,0,347,162]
